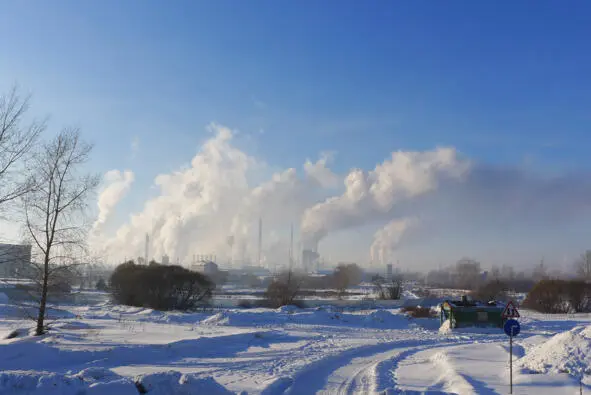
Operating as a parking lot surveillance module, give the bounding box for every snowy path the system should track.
[396,342,582,395]
[280,339,494,395]
[277,338,584,395]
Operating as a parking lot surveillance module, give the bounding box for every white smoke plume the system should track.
[300,148,470,247]
[93,124,334,267]
[90,122,591,270]
[370,217,417,265]
[304,151,339,188]
[93,169,135,233]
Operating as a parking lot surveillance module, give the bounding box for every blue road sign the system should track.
[504,319,520,337]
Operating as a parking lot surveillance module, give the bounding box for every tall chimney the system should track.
[289,223,294,270]
[144,233,149,264]
[258,217,262,267]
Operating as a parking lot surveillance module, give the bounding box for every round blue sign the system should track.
[504,319,520,337]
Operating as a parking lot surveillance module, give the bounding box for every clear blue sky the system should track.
[1,1,591,268]
[2,1,590,173]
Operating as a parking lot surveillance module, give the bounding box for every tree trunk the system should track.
[35,257,50,336]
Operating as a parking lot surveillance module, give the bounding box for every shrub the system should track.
[471,280,508,302]
[332,263,363,297]
[96,278,108,291]
[264,270,302,308]
[402,306,436,318]
[372,275,402,300]
[566,281,591,313]
[237,299,253,309]
[522,280,569,314]
[110,261,214,310]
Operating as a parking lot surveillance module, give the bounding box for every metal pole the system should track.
[510,334,513,394]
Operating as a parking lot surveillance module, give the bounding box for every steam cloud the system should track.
[91,123,591,269]
[370,218,417,265]
[93,170,135,233]
[93,124,336,266]
[300,148,470,247]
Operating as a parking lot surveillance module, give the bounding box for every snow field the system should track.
[0,302,590,394]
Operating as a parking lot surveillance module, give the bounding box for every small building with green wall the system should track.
[440,296,505,329]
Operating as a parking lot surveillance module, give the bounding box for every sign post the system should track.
[502,301,521,395]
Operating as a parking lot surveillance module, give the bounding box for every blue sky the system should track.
[1,1,591,269]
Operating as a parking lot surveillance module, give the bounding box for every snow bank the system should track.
[201,308,413,329]
[402,290,420,300]
[0,303,76,320]
[517,325,591,376]
[136,371,233,395]
[363,309,409,328]
[202,310,291,326]
[0,368,232,395]
[0,371,88,395]
[438,320,451,334]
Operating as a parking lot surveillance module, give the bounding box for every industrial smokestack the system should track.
[144,233,149,264]
[227,235,234,268]
[289,223,293,270]
[258,217,262,267]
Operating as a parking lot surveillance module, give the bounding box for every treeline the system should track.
[523,280,591,314]
[424,259,556,293]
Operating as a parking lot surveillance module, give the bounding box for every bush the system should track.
[96,278,108,291]
[402,306,436,318]
[372,275,402,300]
[332,263,363,297]
[264,271,302,308]
[110,261,215,310]
[471,280,508,302]
[522,280,570,314]
[566,281,591,313]
[237,299,253,309]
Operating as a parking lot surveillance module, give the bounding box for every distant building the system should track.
[162,254,170,265]
[191,260,219,276]
[239,265,272,277]
[0,244,32,278]
[386,264,393,281]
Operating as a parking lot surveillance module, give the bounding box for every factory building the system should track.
[0,244,32,278]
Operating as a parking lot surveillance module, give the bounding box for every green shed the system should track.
[440,296,505,329]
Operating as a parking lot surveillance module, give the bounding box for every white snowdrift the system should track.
[517,324,591,376]
[136,371,233,395]
[202,307,412,329]
[438,319,451,334]
[0,368,232,395]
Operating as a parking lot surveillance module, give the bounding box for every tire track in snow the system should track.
[271,338,494,395]
[334,341,492,395]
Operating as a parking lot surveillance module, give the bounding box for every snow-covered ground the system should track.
[1,300,590,394]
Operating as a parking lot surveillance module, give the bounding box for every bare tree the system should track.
[575,251,591,282]
[23,129,98,335]
[0,86,44,211]
[265,269,303,308]
[332,263,363,298]
[371,274,402,300]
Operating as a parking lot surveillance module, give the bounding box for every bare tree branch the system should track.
[0,86,44,209]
